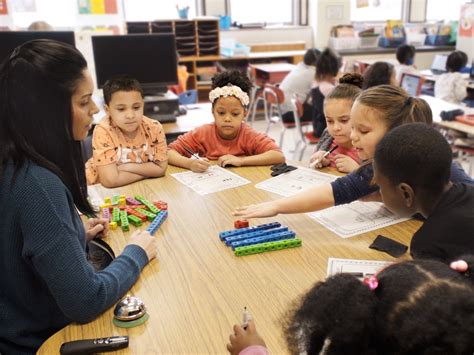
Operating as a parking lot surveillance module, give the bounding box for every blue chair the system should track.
[178,90,197,105]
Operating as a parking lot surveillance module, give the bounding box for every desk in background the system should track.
[251,62,296,86]
[39,165,421,354]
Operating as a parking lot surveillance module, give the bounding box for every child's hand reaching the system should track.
[333,154,359,173]
[233,201,279,219]
[309,151,330,169]
[189,158,210,173]
[218,154,243,168]
[227,320,266,355]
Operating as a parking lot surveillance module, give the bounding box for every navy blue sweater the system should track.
[331,162,474,205]
[0,162,149,354]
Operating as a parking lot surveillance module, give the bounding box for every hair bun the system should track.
[339,73,364,89]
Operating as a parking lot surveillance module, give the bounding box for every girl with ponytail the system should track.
[234,84,473,219]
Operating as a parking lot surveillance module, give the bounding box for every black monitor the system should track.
[0,31,75,64]
[92,34,178,95]
[470,60,474,80]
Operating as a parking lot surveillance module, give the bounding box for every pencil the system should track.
[309,145,339,169]
[182,145,203,161]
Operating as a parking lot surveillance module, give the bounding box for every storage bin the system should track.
[328,37,358,50]
[220,42,250,57]
[378,36,405,48]
[406,33,427,46]
[358,35,379,49]
[424,35,450,46]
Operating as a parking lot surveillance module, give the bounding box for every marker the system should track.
[182,145,204,161]
[242,307,252,330]
[309,145,339,169]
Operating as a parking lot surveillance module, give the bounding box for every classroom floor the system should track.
[253,118,474,179]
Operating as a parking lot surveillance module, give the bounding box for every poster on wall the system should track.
[12,0,36,12]
[0,0,8,15]
[78,0,117,14]
[459,3,474,38]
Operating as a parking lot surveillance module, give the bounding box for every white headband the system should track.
[209,85,250,107]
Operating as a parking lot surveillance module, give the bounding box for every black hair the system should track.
[374,123,451,197]
[362,62,395,89]
[304,48,321,67]
[211,69,253,97]
[103,75,144,105]
[446,50,468,72]
[0,39,94,215]
[284,257,474,354]
[325,73,363,102]
[315,48,341,81]
[396,44,416,65]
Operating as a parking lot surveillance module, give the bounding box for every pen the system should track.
[309,145,339,169]
[182,145,203,161]
[242,307,252,330]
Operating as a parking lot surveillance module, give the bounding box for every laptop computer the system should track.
[430,54,448,75]
[400,73,425,97]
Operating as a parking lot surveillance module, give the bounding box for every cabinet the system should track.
[126,19,219,58]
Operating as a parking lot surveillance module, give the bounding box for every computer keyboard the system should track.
[148,113,177,123]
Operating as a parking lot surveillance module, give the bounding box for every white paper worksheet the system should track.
[327,258,392,278]
[308,201,410,238]
[255,167,337,197]
[171,165,250,195]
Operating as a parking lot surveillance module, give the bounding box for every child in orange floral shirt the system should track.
[86,76,168,187]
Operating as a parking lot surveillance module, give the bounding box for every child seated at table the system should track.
[279,48,320,124]
[434,50,468,104]
[362,61,398,89]
[395,44,418,83]
[311,48,342,138]
[167,70,285,173]
[309,73,362,173]
[86,75,168,187]
[373,123,474,262]
[226,257,474,354]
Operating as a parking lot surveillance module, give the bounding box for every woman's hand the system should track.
[233,201,279,219]
[127,230,158,262]
[333,154,359,173]
[85,217,109,242]
[226,320,266,355]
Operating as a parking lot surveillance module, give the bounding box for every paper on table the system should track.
[327,257,392,278]
[171,165,250,195]
[255,167,337,197]
[308,201,410,238]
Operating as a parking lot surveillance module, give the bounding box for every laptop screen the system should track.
[431,55,447,73]
[401,74,422,97]
[470,60,474,79]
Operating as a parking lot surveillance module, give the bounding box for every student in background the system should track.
[233,85,473,219]
[279,48,321,124]
[435,50,468,104]
[86,76,168,187]
[362,61,398,89]
[311,48,342,138]
[168,70,285,172]
[227,257,474,354]
[374,123,474,262]
[0,40,156,354]
[395,44,418,82]
[309,73,363,173]
[27,20,53,31]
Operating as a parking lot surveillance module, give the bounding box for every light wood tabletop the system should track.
[38,165,422,354]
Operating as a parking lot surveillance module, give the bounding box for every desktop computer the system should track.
[144,92,179,123]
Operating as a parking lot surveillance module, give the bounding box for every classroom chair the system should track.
[178,90,197,105]
[290,96,315,160]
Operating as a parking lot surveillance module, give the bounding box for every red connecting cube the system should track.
[234,220,249,229]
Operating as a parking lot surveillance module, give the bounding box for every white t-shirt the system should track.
[278,62,316,114]
[434,72,468,104]
[395,64,419,83]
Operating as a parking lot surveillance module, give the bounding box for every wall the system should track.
[220,26,313,48]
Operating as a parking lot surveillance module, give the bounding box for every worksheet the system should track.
[327,258,392,278]
[171,165,250,195]
[307,201,410,238]
[255,167,337,197]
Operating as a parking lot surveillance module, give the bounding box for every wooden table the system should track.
[38,165,421,354]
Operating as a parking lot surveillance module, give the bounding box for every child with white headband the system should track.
[168,70,285,172]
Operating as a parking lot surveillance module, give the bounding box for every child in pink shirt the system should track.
[309,73,362,173]
[168,70,285,172]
